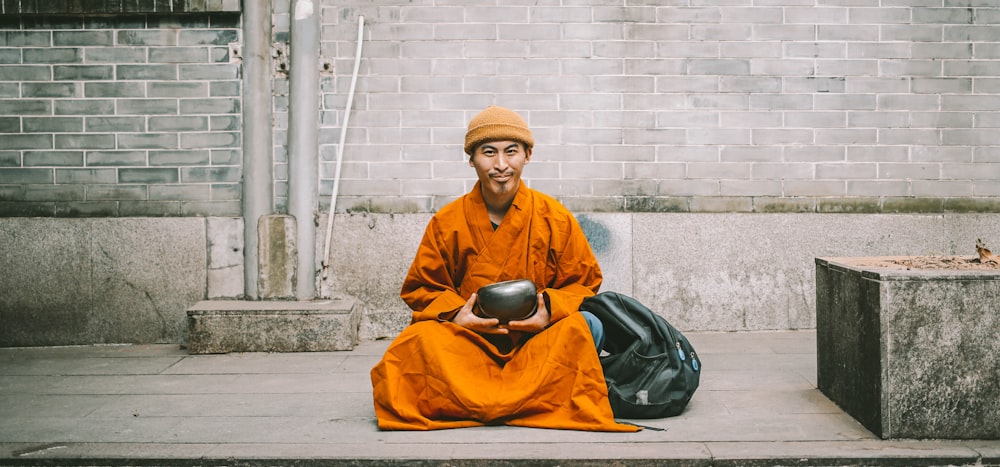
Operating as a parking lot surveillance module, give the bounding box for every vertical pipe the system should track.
[287,0,320,300]
[242,0,274,300]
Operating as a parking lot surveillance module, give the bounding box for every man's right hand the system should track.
[452,293,509,335]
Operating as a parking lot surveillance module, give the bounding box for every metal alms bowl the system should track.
[476,279,538,323]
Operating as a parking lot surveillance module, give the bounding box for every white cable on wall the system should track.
[321,15,364,281]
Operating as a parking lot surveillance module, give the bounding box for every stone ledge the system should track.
[815,257,1000,439]
[186,298,361,354]
[0,0,240,16]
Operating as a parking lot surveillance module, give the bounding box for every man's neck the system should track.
[481,181,518,225]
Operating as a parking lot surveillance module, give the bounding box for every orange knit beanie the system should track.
[464,106,534,155]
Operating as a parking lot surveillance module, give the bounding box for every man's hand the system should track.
[452,293,509,335]
[505,292,551,334]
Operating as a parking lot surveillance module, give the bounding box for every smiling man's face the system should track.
[469,140,532,198]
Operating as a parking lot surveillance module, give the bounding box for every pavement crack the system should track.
[12,443,67,457]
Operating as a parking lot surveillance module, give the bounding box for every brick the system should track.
[595,41,656,59]
[910,111,974,128]
[942,95,1000,111]
[817,163,876,179]
[0,134,52,150]
[22,82,79,98]
[117,64,178,80]
[0,151,21,167]
[149,47,210,63]
[210,116,239,131]
[149,184,210,200]
[848,111,909,128]
[814,94,875,110]
[55,168,116,184]
[849,6,911,24]
[721,7,783,24]
[786,146,846,162]
[149,151,210,166]
[784,42,845,59]
[180,132,241,149]
[945,60,1000,77]
[783,180,846,197]
[817,130,876,146]
[146,81,207,97]
[147,115,208,133]
[688,162,751,179]
[847,180,909,197]
[0,31,50,47]
[23,184,84,201]
[86,151,147,166]
[0,168,53,183]
[84,82,145,98]
[23,117,82,133]
[118,30,179,46]
[973,181,1000,197]
[911,180,973,197]
[847,145,908,162]
[182,166,241,184]
[0,65,51,81]
[912,146,972,163]
[719,111,780,128]
[211,149,241,165]
[22,47,83,64]
[817,60,878,77]
[718,77,780,93]
[975,43,1000,59]
[53,65,113,80]
[86,184,147,200]
[818,25,878,41]
[23,151,83,167]
[752,163,814,180]
[180,98,239,114]
[211,183,241,200]
[753,129,814,145]
[914,43,972,60]
[689,196,753,213]
[942,163,1000,180]
[119,168,179,183]
[178,29,239,46]
[879,128,941,145]
[749,94,812,110]
[689,58,750,75]
[880,24,943,42]
[53,30,113,46]
[209,81,240,97]
[118,133,179,149]
[0,99,51,115]
[914,7,973,24]
[943,129,998,146]
[721,180,782,196]
[912,78,972,94]
[54,99,115,116]
[878,94,940,111]
[690,128,752,145]
[627,23,688,41]
[689,94,748,110]
[656,179,718,196]
[54,134,115,150]
[84,47,146,63]
[626,58,685,76]
[0,83,18,97]
[751,59,815,76]
[785,111,847,128]
[753,24,815,41]
[119,200,182,216]
[118,99,178,115]
[879,163,940,180]
[721,147,778,162]
[0,117,18,133]
[85,117,145,133]
[178,63,240,80]
[563,57,624,75]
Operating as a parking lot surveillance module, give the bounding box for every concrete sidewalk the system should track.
[1,330,997,466]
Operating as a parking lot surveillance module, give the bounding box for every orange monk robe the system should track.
[371,182,638,432]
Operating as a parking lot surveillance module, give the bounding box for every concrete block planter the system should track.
[815,257,999,439]
[187,298,361,354]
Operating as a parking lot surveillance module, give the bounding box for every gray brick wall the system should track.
[0,14,242,217]
[312,2,1000,214]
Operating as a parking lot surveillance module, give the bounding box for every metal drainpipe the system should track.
[241,0,274,300]
[287,0,320,300]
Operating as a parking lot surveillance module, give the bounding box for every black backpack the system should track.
[581,292,702,419]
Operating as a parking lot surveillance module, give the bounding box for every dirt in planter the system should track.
[855,256,1000,271]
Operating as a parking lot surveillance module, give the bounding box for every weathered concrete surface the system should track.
[258,214,296,300]
[186,298,361,354]
[0,218,206,346]
[324,212,1000,338]
[816,257,1000,439]
[206,217,244,299]
[2,331,999,466]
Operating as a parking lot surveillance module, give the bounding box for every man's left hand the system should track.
[504,292,551,333]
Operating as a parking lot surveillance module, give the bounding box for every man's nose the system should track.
[496,154,510,171]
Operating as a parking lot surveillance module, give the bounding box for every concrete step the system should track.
[186,298,361,354]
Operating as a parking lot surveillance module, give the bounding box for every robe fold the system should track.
[371,182,638,432]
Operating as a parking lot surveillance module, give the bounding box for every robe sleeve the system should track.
[539,209,602,324]
[400,216,468,323]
